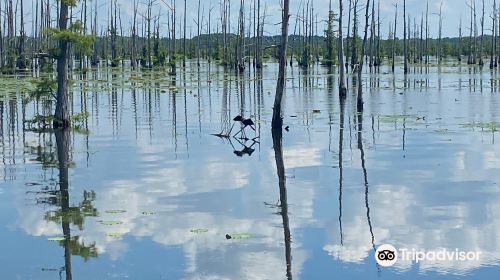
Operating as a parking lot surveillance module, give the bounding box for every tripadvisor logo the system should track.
[374,244,481,267]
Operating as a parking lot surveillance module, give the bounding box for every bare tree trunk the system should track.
[339,0,347,98]
[357,0,371,112]
[54,0,71,128]
[351,0,359,71]
[459,17,462,62]
[491,0,497,69]
[183,0,187,67]
[403,0,408,74]
[346,0,352,70]
[272,0,290,129]
[425,1,429,64]
[256,0,262,68]
[237,0,245,72]
[131,0,138,69]
[479,0,484,66]
[197,0,201,67]
[392,3,397,73]
[438,2,442,65]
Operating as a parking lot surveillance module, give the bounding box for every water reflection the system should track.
[0,62,500,279]
[272,128,293,280]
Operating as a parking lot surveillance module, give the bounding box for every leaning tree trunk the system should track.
[272,0,290,129]
[54,0,71,128]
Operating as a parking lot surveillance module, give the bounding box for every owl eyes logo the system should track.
[375,244,398,267]
[378,250,396,261]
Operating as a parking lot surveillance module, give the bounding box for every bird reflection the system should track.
[230,137,258,157]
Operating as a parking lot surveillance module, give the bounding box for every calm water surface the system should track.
[1,62,500,279]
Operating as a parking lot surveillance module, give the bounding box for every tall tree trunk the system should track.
[54,0,71,128]
[403,0,408,74]
[491,0,497,68]
[357,0,371,112]
[479,0,484,66]
[351,0,359,71]
[339,0,347,98]
[392,4,397,73]
[272,0,290,129]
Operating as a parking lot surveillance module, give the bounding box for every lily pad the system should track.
[190,228,209,233]
[105,210,126,214]
[98,220,123,226]
[227,233,252,240]
[107,232,125,238]
[47,236,65,241]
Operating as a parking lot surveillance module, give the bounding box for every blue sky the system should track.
[20,0,491,39]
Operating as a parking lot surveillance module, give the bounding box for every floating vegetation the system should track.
[98,220,123,226]
[379,114,416,123]
[461,122,500,132]
[107,232,125,238]
[226,233,252,240]
[47,236,66,241]
[105,210,127,214]
[434,128,450,134]
[190,228,209,233]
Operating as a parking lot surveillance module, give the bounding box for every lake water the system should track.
[1,61,499,279]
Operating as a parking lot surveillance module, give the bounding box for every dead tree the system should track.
[459,17,463,62]
[339,0,347,98]
[392,3,397,73]
[491,0,497,68]
[54,0,71,128]
[479,0,485,66]
[437,1,443,65]
[357,0,371,112]
[272,0,290,129]
[237,0,245,72]
[351,0,359,71]
[403,0,408,74]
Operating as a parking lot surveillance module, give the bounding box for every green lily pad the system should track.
[190,228,209,233]
[228,233,252,240]
[107,232,125,238]
[47,236,65,241]
[105,210,126,214]
[98,220,123,226]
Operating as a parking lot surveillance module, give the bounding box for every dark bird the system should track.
[225,234,232,240]
[232,115,256,139]
[233,115,255,130]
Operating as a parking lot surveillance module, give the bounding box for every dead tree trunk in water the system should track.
[351,0,359,71]
[345,0,352,70]
[54,0,71,128]
[392,3,397,73]
[272,0,290,129]
[339,0,347,98]
[403,0,408,74]
[479,0,485,66]
[438,2,443,65]
[458,18,462,62]
[237,0,245,72]
[357,0,371,112]
[491,0,497,68]
[183,0,187,67]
